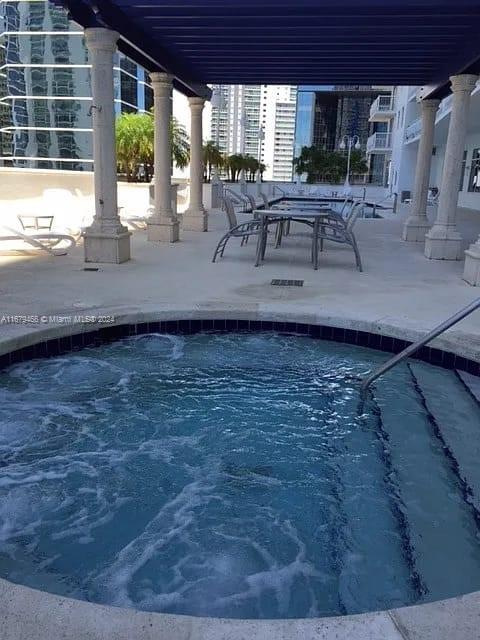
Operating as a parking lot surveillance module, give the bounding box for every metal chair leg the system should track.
[349,233,363,272]
[274,221,284,248]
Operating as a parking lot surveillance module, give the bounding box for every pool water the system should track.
[1,332,480,619]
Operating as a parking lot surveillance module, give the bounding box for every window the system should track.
[468,149,480,193]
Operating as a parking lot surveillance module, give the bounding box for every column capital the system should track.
[450,74,478,93]
[420,99,441,114]
[188,96,206,110]
[84,28,119,53]
[150,72,174,89]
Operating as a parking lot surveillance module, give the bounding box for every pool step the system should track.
[410,362,480,514]
[373,365,480,603]
[334,392,416,614]
[457,369,480,405]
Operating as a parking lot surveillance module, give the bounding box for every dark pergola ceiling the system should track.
[55,0,480,99]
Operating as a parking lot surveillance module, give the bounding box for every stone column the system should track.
[183,97,207,231]
[147,72,179,242]
[424,74,478,259]
[402,99,440,241]
[464,234,480,285]
[83,28,131,263]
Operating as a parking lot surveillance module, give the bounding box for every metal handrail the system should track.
[360,297,480,395]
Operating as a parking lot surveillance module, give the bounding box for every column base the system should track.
[147,218,180,242]
[83,230,131,264]
[402,215,431,242]
[424,226,463,260]
[182,208,208,231]
[463,241,480,286]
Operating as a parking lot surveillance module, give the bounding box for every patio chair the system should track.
[245,194,264,219]
[0,223,76,256]
[212,196,284,262]
[260,192,270,208]
[212,196,263,262]
[313,201,364,272]
[223,187,249,212]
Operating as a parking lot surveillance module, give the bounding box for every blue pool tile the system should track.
[177,320,192,334]
[332,327,345,342]
[356,331,369,346]
[344,329,357,345]
[0,353,10,369]
[429,348,444,366]
[368,333,382,349]
[213,319,226,331]
[380,335,394,352]
[282,322,297,335]
[201,319,214,331]
[237,319,250,332]
[225,319,238,332]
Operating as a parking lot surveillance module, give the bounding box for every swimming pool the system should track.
[0,331,479,619]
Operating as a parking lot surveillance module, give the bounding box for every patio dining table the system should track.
[254,209,332,270]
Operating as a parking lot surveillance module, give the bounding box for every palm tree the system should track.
[116,112,151,181]
[115,111,190,181]
[293,145,368,184]
[242,155,259,181]
[170,116,190,169]
[224,153,244,182]
[203,140,223,182]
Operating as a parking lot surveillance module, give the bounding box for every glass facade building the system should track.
[0,0,153,171]
[294,85,389,155]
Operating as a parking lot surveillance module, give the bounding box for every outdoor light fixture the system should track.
[339,135,361,194]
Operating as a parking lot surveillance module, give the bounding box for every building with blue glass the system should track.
[0,0,153,170]
[294,85,391,184]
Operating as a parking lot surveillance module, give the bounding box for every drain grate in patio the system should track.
[271,279,304,287]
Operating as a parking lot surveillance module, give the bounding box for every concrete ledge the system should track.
[1,305,479,364]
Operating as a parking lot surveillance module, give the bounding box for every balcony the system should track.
[405,117,422,143]
[369,95,394,122]
[366,132,392,154]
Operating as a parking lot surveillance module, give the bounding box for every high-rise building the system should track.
[294,85,392,183]
[0,0,153,170]
[260,85,297,182]
[210,83,297,181]
[210,84,261,158]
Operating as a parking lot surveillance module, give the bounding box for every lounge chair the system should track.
[0,223,76,256]
[42,188,91,237]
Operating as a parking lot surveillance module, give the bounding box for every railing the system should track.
[405,117,422,142]
[405,94,455,143]
[366,132,392,153]
[272,185,286,197]
[370,95,394,119]
[360,298,480,395]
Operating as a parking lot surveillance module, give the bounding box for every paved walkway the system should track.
[1,204,479,358]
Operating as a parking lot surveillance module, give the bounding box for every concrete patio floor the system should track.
[1,204,480,359]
